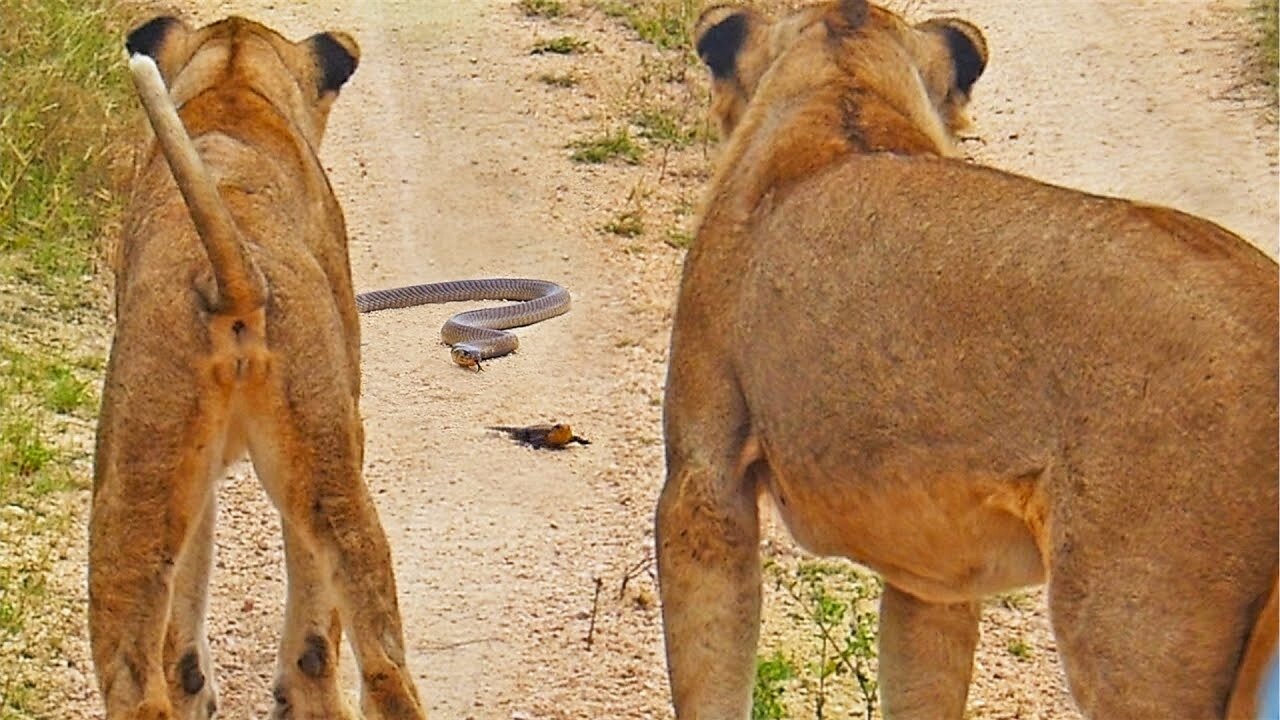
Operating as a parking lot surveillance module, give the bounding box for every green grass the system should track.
[569,128,644,164]
[599,0,699,51]
[43,365,91,415]
[0,0,135,309]
[633,107,700,147]
[519,0,565,18]
[753,652,798,720]
[531,34,591,54]
[1007,637,1034,661]
[0,0,137,714]
[0,345,98,420]
[0,415,58,483]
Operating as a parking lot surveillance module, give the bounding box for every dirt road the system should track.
[61,0,1276,718]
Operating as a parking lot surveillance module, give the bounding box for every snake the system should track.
[355,278,570,370]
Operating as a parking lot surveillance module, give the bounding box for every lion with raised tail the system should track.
[91,16,426,720]
[656,1,1278,718]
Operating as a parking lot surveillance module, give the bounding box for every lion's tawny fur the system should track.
[91,16,425,720]
[659,2,1278,718]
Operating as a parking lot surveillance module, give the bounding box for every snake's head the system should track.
[450,345,484,371]
[545,424,574,447]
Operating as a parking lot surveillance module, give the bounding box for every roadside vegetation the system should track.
[1249,0,1278,109]
[599,0,699,51]
[753,560,883,720]
[522,0,713,245]
[0,0,141,715]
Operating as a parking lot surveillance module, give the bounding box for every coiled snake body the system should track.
[355,278,570,369]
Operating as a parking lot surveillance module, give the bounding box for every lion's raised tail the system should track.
[128,53,267,317]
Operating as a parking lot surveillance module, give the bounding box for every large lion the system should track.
[657,1,1279,718]
[91,16,426,720]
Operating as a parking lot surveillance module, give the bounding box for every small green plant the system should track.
[995,589,1037,612]
[0,346,88,493]
[665,229,694,249]
[519,0,565,18]
[604,210,645,237]
[768,560,882,720]
[753,651,797,720]
[538,70,581,87]
[531,35,590,55]
[569,128,644,164]
[1007,637,1034,661]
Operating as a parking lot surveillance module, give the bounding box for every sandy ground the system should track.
[54,0,1277,718]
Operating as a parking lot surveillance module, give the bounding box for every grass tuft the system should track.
[569,128,644,164]
[604,210,645,237]
[531,35,591,55]
[538,70,582,88]
[599,0,699,51]
[1007,637,1034,660]
[664,229,694,249]
[0,415,58,482]
[633,107,699,147]
[519,0,565,18]
[43,364,92,415]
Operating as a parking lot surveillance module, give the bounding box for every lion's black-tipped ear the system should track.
[126,15,181,58]
[309,31,360,94]
[925,18,987,95]
[695,8,750,80]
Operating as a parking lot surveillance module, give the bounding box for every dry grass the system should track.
[531,34,592,54]
[519,0,566,18]
[0,0,140,715]
[598,0,701,51]
[1250,0,1278,107]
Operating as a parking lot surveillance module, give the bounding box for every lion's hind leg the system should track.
[263,510,356,720]
[877,584,980,719]
[1048,523,1269,718]
[163,491,220,719]
[91,358,229,720]
[244,353,423,720]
